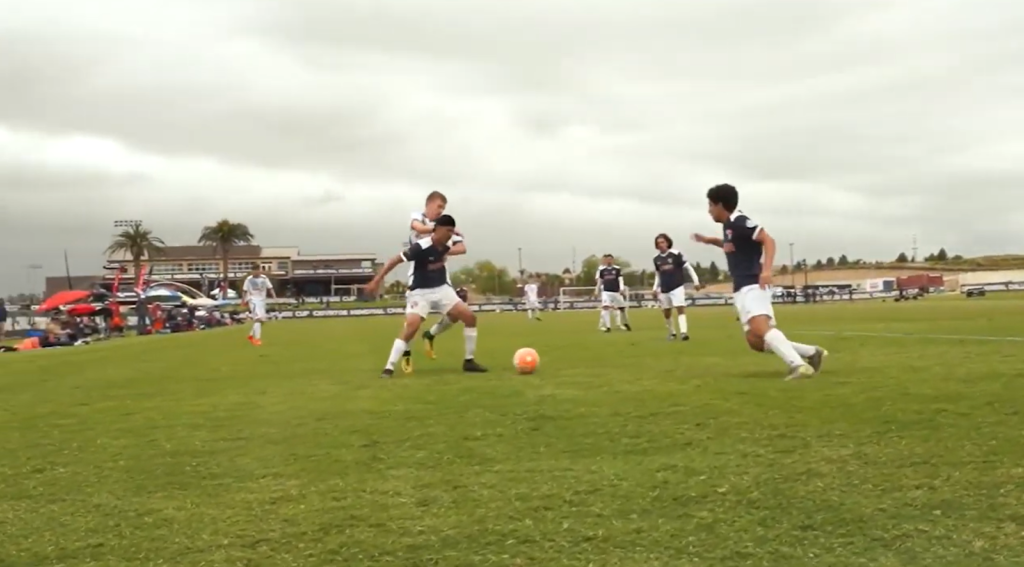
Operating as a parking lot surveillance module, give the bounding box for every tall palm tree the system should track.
[197,219,255,297]
[105,222,166,282]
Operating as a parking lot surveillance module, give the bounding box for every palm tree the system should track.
[197,219,255,297]
[105,222,166,281]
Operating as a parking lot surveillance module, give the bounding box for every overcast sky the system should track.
[1,0,1022,294]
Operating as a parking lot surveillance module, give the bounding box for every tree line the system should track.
[104,220,256,288]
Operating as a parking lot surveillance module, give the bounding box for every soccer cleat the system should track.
[380,368,394,379]
[400,350,413,373]
[252,339,262,346]
[785,364,815,380]
[601,327,611,333]
[422,331,436,359]
[623,324,632,331]
[668,332,676,340]
[807,347,828,373]
[462,359,488,373]
[679,333,690,341]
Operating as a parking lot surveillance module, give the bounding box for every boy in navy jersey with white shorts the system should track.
[692,184,827,380]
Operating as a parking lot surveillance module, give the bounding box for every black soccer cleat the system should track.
[623,323,632,331]
[462,359,488,373]
[680,333,690,341]
[380,368,394,379]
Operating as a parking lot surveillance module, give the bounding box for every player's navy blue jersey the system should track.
[653,250,688,292]
[597,265,623,293]
[723,212,763,291]
[403,237,452,291]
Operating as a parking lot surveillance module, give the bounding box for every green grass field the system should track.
[2,294,1023,566]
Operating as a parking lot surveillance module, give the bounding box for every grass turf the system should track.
[2,294,1023,566]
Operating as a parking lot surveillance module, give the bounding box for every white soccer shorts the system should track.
[525,299,541,310]
[406,286,462,319]
[600,291,626,308]
[732,284,776,331]
[657,287,687,309]
[249,299,268,320]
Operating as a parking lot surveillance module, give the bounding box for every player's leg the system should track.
[390,291,430,375]
[737,286,813,379]
[381,311,425,378]
[613,294,625,327]
[443,290,487,372]
[599,293,613,331]
[422,314,455,359]
[657,292,675,338]
[670,288,689,340]
[248,300,266,344]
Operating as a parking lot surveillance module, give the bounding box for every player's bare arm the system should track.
[754,228,775,288]
[692,233,723,247]
[366,253,406,294]
[410,220,433,236]
[447,241,467,256]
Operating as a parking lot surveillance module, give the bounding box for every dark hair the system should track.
[706,183,739,212]
[602,253,613,258]
[654,233,673,248]
[434,214,456,228]
[425,191,447,204]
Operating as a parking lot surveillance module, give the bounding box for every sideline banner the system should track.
[274,290,904,319]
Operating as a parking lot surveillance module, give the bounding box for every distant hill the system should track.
[700,255,1024,293]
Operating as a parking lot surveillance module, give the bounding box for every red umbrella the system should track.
[66,304,98,316]
[37,290,91,312]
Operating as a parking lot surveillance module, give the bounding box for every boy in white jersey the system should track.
[406,191,466,370]
[242,266,276,345]
[523,277,542,321]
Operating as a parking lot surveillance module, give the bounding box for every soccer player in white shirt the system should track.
[407,191,467,368]
[242,267,275,345]
[523,278,542,321]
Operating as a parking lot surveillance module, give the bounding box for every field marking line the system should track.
[795,330,1024,342]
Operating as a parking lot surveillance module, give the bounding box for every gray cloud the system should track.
[1,0,1023,294]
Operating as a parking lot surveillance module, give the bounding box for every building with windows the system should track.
[45,245,380,298]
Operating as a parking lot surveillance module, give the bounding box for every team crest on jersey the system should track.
[725,229,733,238]
[745,218,757,228]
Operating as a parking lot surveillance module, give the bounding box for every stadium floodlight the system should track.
[113,219,144,228]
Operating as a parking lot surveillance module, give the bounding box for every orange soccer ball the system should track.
[513,347,539,374]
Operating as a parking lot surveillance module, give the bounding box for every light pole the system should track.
[788,242,795,286]
[113,219,143,229]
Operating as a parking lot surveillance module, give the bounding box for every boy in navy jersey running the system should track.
[692,184,826,380]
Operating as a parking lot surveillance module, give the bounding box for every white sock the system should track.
[614,310,623,326]
[677,314,687,334]
[763,328,804,367]
[385,338,407,370]
[463,327,477,360]
[790,341,818,358]
[527,309,534,319]
[664,317,675,333]
[619,309,629,325]
[429,317,453,336]
[252,321,262,339]
[601,310,611,328]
